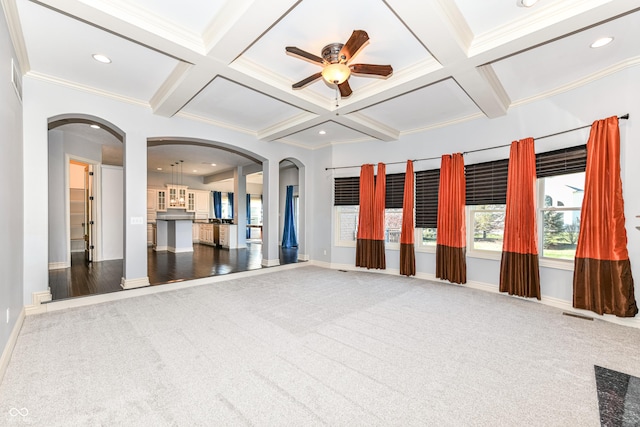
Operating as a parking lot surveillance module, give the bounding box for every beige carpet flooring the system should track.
[1,265,640,426]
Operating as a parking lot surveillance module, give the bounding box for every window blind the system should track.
[536,145,586,178]
[334,176,359,206]
[465,159,509,205]
[415,169,440,228]
[385,173,405,209]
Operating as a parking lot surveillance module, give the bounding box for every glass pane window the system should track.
[418,228,437,246]
[250,195,262,224]
[470,205,506,252]
[539,172,584,260]
[335,206,406,246]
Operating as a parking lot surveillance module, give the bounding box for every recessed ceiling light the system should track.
[193,169,197,173]
[518,0,539,7]
[210,163,216,166]
[319,130,326,135]
[90,124,100,129]
[157,167,162,171]
[92,54,111,64]
[590,37,613,48]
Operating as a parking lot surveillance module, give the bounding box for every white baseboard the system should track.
[168,247,193,253]
[154,245,168,251]
[25,291,52,315]
[48,262,70,270]
[262,258,280,267]
[0,307,25,385]
[120,276,150,290]
[298,253,310,261]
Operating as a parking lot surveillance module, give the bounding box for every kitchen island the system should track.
[155,218,193,253]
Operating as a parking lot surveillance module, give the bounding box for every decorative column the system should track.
[261,159,280,266]
[234,165,247,249]
[121,132,150,289]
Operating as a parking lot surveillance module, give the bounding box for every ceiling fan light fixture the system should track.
[321,63,350,85]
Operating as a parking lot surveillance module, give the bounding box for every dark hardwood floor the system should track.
[49,243,300,301]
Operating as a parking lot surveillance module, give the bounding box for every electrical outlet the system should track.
[323,249,327,255]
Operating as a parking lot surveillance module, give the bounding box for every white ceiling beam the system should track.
[33,0,203,62]
[257,112,325,142]
[203,0,301,62]
[454,64,510,118]
[337,113,399,142]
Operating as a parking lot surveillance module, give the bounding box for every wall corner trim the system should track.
[121,277,151,290]
[24,291,52,316]
[0,307,26,384]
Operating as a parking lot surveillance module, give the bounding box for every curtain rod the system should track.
[325,114,629,171]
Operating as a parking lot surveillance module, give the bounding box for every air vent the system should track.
[11,59,22,102]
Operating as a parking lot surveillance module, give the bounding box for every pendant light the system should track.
[170,163,176,205]
[178,160,185,204]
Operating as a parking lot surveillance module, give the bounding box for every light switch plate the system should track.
[131,217,144,225]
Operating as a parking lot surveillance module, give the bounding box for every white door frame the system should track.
[64,154,102,265]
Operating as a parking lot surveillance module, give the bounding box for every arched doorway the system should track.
[279,157,306,263]
[47,114,125,299]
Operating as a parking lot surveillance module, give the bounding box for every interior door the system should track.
[84,165,95,262]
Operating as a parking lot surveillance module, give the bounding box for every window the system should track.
[415,169,439,250]
[466,145,586,264]
[250,194,262,224]
[469,205,506,253]
[538,172,584,260]
[334,206,405,248]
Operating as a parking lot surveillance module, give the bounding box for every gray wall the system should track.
[101,165,123,260]
[0,10,24,369]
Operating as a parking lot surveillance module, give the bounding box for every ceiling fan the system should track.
[285,30,393,98]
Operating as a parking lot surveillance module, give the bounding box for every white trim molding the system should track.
[48,262,70,270]
[120,276,150,290]
[261,258,280,267]
[0,307,25,384]
[297,253,310,261]
[168,247,193,253]
[25,291,52,316]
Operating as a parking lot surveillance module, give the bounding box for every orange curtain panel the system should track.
[355,163,386,270]
[371,163,387,269]
[355,164,374,267]
[436,153,466,284]
[400,160,416,276]
[573,116,637,317]
[499,138,540,299]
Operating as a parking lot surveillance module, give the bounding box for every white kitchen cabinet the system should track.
[219,224,237,249]
[156,189,167,212]
[198,223,214,246]
[147,223,154,246]
[192,222,199,243]
[187,191,196,212]
[167,185,188,209]
[195,191,210,219]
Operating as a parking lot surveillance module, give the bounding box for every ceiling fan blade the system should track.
[338,80,352,98]
[285,46,325,65]
[350,64,393,77]
[292,72,323,89]
[339,30,369,62]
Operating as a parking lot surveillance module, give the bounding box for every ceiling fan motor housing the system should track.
[322,43,345,63]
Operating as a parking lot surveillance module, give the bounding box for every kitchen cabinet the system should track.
[167,185,188,209]
[192,223,199,243]
[147,223,154,247]
[187,191,196,213]
[198,223,215,246]
[219,224,237,249]
[147,189,157,223]
[156,189,167,212]
[195,191,210,219]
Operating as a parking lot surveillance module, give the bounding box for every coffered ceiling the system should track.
[6,0,640,155]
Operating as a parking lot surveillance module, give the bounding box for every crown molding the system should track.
[79,0,205,54]
[174,110,255,136]
[511,56,640,108]
[26,71,149,107]
[401,112,485,136]
[1,0,30,73]
[468,0,609,57]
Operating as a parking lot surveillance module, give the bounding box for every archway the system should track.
[279,157,306,262]
[47,114,125,299]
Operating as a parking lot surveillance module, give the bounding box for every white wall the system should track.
[101,165,123,261]
[0,9,24,372]
[326,64,640,325]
